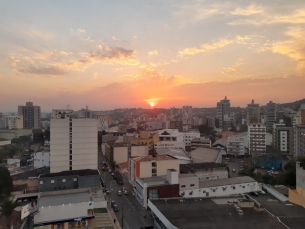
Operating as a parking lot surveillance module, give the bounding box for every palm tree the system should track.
[0,198,20,229]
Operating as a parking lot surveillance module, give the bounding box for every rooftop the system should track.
[212,138,227,147]
[40,192,91,207]
[180,163,224,173]
[139,176,167,184]
[131,155,176,162]
[191,147,221,163]
[107,142,130,147]
[149,197,286,229]
[39,169,99,178]
[199,176,255,189]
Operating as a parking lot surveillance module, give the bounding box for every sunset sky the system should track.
[0,0,305,111]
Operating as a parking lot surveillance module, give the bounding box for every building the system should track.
[183,130,200,147]
[191,137,211,150]
[247,99,260,125]
[129,155,179,186]
[104,142,130,164]
[157,129,199,148]
[130,131,159,154]
[0,138,11,148]
[50,109,97,173]
[266,101,276,132]
[272,123,294,156]
[156,148,192,164]
[34,151,50,168]
[31,188,106,228]
[146,121,163,130]
[94,113,109,131]
[248,123,266,155]
[78,106,93,118]
[7,158,20,169]
[289,162,305,208]
[302,104,305,124]
[38,169,101,192]
[227,135,246,156]
[206,116,216,128]
[154,141,185,150]
[148,196,282,229]
[0,113,5,129]
[6,115,23,129]
[134,169,179,208]
[18,102,41,128]
[157,113,167,122]
[216,96,230,129]
[179,175,259,198]
[180,162,228,181]
[169,120,183,132]
[294,125,305,157]
[212,138,227,148]
[190,147,222,164]
[0,129,33,140]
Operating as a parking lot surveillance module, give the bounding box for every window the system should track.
[190,184,195,187]
[206,177,209,180]
[181,185,186,188]
[73,178,77,181]
[152,162,156,167]
[40,181,43,184]
[51,180,55,184]
[149,189,159,199]
[62,179,66,182]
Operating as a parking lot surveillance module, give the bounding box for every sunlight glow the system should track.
[151,103,154,107]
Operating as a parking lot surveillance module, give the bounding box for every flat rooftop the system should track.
[180,163,224,173]
[39,169,99,178]
[191,147,221,163]
[131,155,175,162]
[40,192,91,207]
[150,197,286,229]
[199,176,255,189]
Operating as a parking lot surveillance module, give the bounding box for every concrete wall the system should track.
[263,184,288,202]
[179,175,199,191]
[195,168,228,181]
[156,160,180,176]
[139,161,153,178]
[154,141,185,150]
[38,175,78,192]
[113,146,128,164]
[131,145,148,157]
[78,175,100,188]
[34,152,50,168]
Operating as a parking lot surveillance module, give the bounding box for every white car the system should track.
[272,171,279,175]
[258,190,266,195]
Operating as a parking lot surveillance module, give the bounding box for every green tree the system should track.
[0,199,20,229]
[0,167,13,202]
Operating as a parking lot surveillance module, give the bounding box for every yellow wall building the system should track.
[130,131,159,154]
[289,162,305,207]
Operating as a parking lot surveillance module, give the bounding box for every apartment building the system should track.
[247,99,260,125]
[50,109,97,173]
[18,102,41,128]
[130,131,159,154]
[272,123,294,156]
[6,115,23,129]
[294,125,305,157]
[248,123,266,155]
[105,142,130,164]
[129,155,179,186]
[227,135,246,156]
[266,101,276,132]
[191,137,211,150]
[216,96,230,129]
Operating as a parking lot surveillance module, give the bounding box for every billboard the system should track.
[21,199,39,219]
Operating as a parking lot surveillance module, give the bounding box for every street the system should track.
[98,151,154,229]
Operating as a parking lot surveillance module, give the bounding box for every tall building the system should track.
[18,102,41,128]
[78,106,93,118]
[157,113,167,122]
[266,101,276,132]
[206,116,216,128]
[94,113,109,131]
[6,115,23,129]
[170,120,183,132]
[248,123,266,155]
[216,96,230,129]
[247,99,260,125]
[50,109,97,173]
[301,104,305,125]
[294,125,305,157]
[0,113,6,129]
[272,123,294,156]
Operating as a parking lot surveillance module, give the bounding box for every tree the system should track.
[0,167,13,202]
[0,199,20,229]
[44,128,50,141]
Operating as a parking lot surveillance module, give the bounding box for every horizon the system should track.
[1,1,305,111]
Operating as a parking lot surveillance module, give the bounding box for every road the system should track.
[98,151,154,229]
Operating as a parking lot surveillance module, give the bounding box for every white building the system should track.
[6,115,23,129]
[34,151,50,168]
[156,129,200,148]
[7,158,20,168]
[154,141,185,150]
[294,125,305,157]
[179,176,259,198]
[146,121,163,130]
[94,113,109,131]
[50,109,97,173]
[248,123,266,155]
[227,135,246,156]
[0,139,11,147]
[183,130,200,147]
[191,137,211,150]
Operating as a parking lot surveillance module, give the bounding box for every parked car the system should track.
[102,167,106,171]
[112,204,119,212]
[250,192,259,197]
[111,200,116,207]
[117,190,122,196]
[258,190,266,195]
[105,189,110,194]
[123,190,128,195]
[103,161,106,165]
[111,173,115,177]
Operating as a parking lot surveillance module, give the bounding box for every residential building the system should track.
[169,120,183,132]
[7,158,20,169]
[206,116,216,128]
[157,129,199,148]
[212,138,227,148]
[0,129,32,140]
[42,121,50,129]
[18,102,41,128]
[0,138,11,148]
[134,169,179,208]
[182,105,193,115]
[247,99,260,125]
[155,148,192,164]
[129,155,179,186]
[191,137,211,150]
[130,131,159,154]
[37,169,101,192]
[302,104,305,124]
[0,113,5,129]
[146,121,163,130]
[94,113,109,131]
[227,135,246,156]
[272,123,294,156]
[183,130,200,147]
[248,123,266,155]
[190,147,222,164]
[180,162,228,181]
[105,142,130,164]
[34,151,50,168]
[294,125,305,157]
[157,113,167,122]
[216,96,230,129]
[266,101,276,132]
[78,106,93,118]
[6,115,23,129]
[179,175,259,198]
[50,109,97,173]
[289,162,305,208]
[154,141,185,150]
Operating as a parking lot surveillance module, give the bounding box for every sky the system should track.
[0,0,305,112]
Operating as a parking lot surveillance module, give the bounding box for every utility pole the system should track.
[121,202,124,229]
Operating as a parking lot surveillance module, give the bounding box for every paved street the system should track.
[98,151,154,229]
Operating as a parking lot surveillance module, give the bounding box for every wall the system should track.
[179,175,199,191]
[195,168,228,181]
[38,175,78,192]
[113,146,128,164]
[156,160,180,176]
[140,161,153,178]
[34,152,50,168]
[263,184,288,202]
[289,188,305,208]
[78,175,100,188]
[131,145,148,157]
[154,141,185,150]
[145,184,179,208]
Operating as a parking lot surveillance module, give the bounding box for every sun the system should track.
[150,103,154,107]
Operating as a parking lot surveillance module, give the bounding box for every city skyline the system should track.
[1,0,305,111]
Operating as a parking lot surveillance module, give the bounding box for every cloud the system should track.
[230,4,264,16]
[179,36,251,57]
[17,65,66,75]
[229,8,305,26]
[221,58,245,74]
[112,36,119,41]
[77,29,86,33]
[148,50,158,56]
[0,74,3,80]
[133,36,137,38]
[8,56,20,67]
[52,59,94,72]
[93,72,102,79]
[271,27,305,72]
